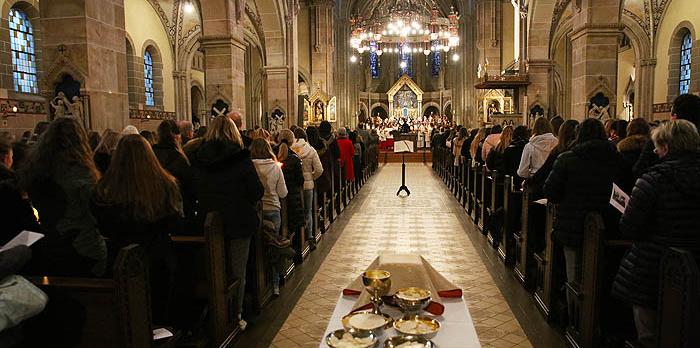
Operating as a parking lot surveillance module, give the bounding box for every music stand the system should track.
[394,140,413,196]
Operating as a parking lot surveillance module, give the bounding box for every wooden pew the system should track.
[485,170,503,247]
[27,244,153,348]
[466,162,476,216]
[513,190,536,289]
[498,175,521,265]
[658,247,700,347]
[533,202,557,320]
[564,212,632,348]
[471,163,484,227]
[460,160,470,208]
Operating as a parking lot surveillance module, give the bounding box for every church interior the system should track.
[0,0,699,348]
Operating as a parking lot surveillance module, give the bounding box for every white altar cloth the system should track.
[319,294,481,348]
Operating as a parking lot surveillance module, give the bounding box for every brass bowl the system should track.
[325,329,378,348]
[394,287,432,314]
[383,335,437,348]
[393,315,441,339]
[362,270,392,299]
[342,311,393,336]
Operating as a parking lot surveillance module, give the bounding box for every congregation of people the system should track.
[431,93,700,348]
[0,112,377,346]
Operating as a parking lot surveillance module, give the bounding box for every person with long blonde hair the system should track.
[469,128,487,164]
[92,134,183,324]
[485,125,513,172]
[189,115,263,331]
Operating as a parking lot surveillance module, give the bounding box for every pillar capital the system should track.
[200,34,248,51]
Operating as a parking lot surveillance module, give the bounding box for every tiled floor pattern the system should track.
[270,164,533,348]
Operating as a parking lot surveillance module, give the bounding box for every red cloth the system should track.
[337,138,355,181]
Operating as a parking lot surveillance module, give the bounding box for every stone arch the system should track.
[370,102,388,119]
[256,0,287,66]
[142,40,165,109]
[422,102,441,115]
[125,34,140,108]
[528,0,560,60]
[666,21,698,101]
[190,82,205,123]
[621,14,653,118]
[1,0,43,96]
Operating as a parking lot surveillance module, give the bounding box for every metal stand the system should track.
[396,152,411,196]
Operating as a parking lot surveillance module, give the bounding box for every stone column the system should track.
[569,25,620,120]
[636,58,655,119]
[200,35,247,122]
[476,0,502,75]
[526,59,553,114]
[310,0,334,95]
[41,0,128,131]
[173,70,189,120]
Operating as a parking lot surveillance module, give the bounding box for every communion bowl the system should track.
[361,270,392,298]
[394,287,432,314]
[325,328,378,348]
[393,315,441,339]
[383,335,436,348]
[341,311,393,336]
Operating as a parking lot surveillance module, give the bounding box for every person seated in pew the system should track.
[611,120,700,348]
[276,129,305,248]
[469,128,487,166]
[91,134,183,325]
[0,136,39,245]
[251,138,288,296]
[517,117,558,179]
[292,128,324,250]
[616,118,651,194]
[526,120,579,198]
[153,120,197,232]
[189,116,263,331]
[543,118,621,322]
[21,118,107,277]
[481,125,502,162]
[501,126,529,185]
[453,127,469,167]
[93,129,121,175]
[485,125,514,173]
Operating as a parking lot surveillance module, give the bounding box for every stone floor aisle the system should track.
[270,163,534,348]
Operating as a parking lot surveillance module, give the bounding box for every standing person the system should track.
[543,118,620,320]
[611,120,700,348]
[617,118,651,193]
[276,129,305,250]
[140,130,155,145]
[292,128,323,249]
[634,94,700,175]
[319,122,342,213]
[0,136,39,244]
[228,111,253,148]
[349,131,363,189]
[517,117,558,179]
[251,138,288,296]
[93,130,121,174]
[178,120,194,146]
[92,134,183,324]
[307,126,333,220]
[21,118,107,276]
[87,131,101,151]
[337,128,355,183]
[153,120,196,231]
[189,115,263,331]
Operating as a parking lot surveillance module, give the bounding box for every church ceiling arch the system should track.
[144,0,202,50]
[344,0,457,19]
[255,0,288,66]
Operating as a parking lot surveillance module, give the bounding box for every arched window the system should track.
[680,33,692,95]
[9,8,38,94]
[144,51,155,106]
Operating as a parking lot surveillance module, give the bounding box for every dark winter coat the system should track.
[544,139,620,247]
[93,152,111,174]
[0,164,39,245]
[502,139,527,182]
[321,134,341,186]
[91,197,181,323]
[152,143,197,229]
[279,147,305,230]
[528,148,563,199]
[616,134,649,194]
[632,138,657,177]
[190,140,264,238]
[313,141,333,195]
[612,152,700,308]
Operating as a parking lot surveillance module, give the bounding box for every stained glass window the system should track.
[9,9,38,94]
[431,41,441,77]
[399,44,413,78]
[680,33,692,95]
[144,51,155,106]
[370,41,379,79]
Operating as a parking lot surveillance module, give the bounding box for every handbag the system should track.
[0,275,48,330]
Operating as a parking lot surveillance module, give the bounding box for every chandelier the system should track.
[349,0,459,57]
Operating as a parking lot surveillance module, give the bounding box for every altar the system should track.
[388,75,423,120]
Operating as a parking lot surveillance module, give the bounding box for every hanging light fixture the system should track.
[349,1,460,56]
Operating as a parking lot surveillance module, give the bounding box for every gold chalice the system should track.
[362,270,391,314]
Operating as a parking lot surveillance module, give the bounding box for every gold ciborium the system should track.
[361,270,391,314]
